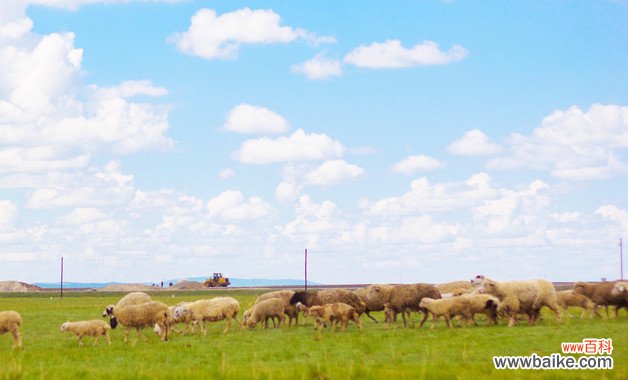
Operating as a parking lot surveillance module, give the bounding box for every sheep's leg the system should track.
[444,315,452,329]
[546,304,562,323]
[93,336,99,347]
[507,313,517,327]
[277,315,284,328]
[11,330,22,349]
[364,311,379,323]
[124,328,130,343]
[430,315,437,330]
[418,309,429,328]
[137,328,147,342]
[105,331,112,345]
[77,335,84,346]
[201,321,207,336]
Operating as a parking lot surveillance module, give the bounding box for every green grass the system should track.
[0,290,626,379]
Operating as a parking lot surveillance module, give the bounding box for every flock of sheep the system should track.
[1,276,627,349]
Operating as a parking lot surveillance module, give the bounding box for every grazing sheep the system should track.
[154,302,193,336]
[419,297,473,329]
[384,283,441,328]
[356,284,395,323]
[244,298,286,329]
[103,301,170,342]
[573,281,625,317]
[61,320,111,346]
[290,289,366,317]
[478,277,562,327]
[306,303,362,332]
[460,294,500,325]
[556,290,596,319]
[0,311,22,349]
[435,281,476,295]
[173,297,241,335]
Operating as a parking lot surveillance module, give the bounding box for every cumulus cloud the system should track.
[232,129,345,164]
[206,190,271,220]
[0,200,17,226]
[488,104,628,180]
[224,104,289,134]
[169,8,333,60]
[391,155,445,175]
[291,53,342,80]
[447,129,502,156]
[344,39,468,69]
[218,168,235,180]
[596,205,628,232]
[305,159,364,187]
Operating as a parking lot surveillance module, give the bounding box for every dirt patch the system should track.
[170,280,206,290]
[0,280,42,292]
[98,283,163,292]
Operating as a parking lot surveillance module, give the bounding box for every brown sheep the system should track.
[356,284,395,323]
[306,303,362,332]
[384,283,441,328]
[573,281,625,318]
[244,298,286,329]
[290,289,366,316]
[0,311,22,349]
[556,290,596,318]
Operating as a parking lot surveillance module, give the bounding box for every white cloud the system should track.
[305,159,364,187]
[488,104,628,180]
[206,190,271,220]
[169,8,333,60]
[391,155,445,175]
[367,172,499,215]
[291,53,342,80]
[596,205,628,232]
[60,207,107,225]
[224,104,289,134]
[549,212,581,223]
[447,129,502,156]
[218,168,235,180]
[275,181,299,202]
[232,129,345,164]
[0,200,17,226]
[344,39,468,69]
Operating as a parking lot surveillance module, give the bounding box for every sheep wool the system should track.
[103,301,170,342]
[244,298,286,329]
[0,310,22,349]
[174,297,241,335]
[61,320,112,346]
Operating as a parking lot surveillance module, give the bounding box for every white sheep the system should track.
[115,292,152,308]
[103,301,170,342]
[419,297,473,328]
[154,302,194,336]
[0,311,22,349]
[173,297,241,335]
[61,320,112,346]
[244,298,286,329]
[459,293,500,325]
[478,277,562,327]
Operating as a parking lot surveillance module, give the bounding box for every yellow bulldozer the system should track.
[204,273,230,287]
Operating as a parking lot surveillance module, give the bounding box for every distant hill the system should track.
[35,278,318,289]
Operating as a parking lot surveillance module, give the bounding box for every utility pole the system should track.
[60,256,64,299]
[304,248,308,291]
[621,238,624,280]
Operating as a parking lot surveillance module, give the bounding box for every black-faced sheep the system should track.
[103,301,170,342]
[384,283,441,328]
[478,277,562,327]
[306,303,362,332]
[0,311,22,349]
[244,298,285,329]
[556,290,596,318]
[61,320,112,346]
[290,289,366,317]
[573,281,625,318]
[173,297,241,335]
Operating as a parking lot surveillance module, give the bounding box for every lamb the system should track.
[459,293,500,325]
[556,290,596,319]
[61,320,112,346]
[173,297,241,335]
[478,277,562,327]
[103,301,170,342]
[573,281,625,317]
[290,289,366,317]
[356,284,395,323]
[244,298,286,329]
[306,303,362,332]
[419,297,473,328]
[0,311,22,349]
[384,283,441,328]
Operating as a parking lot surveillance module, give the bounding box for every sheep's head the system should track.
[478,278,497,295]
[470,275,485,285]
[289,291,309,305]
[307,306,323,318]
[60,322,69,332]
[102,305,115,317]
[418,298,433,309]
[611,282,626,296]
[573,282,588,295]
[173,306,187,320]
[485,298,499,310]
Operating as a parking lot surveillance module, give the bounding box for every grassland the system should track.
[0,289,626,379]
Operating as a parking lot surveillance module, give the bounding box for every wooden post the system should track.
[60,256,64,299]
[304,248,308,291]
[621,238,623,280]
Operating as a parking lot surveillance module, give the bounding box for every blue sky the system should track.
[1,0,627,285]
